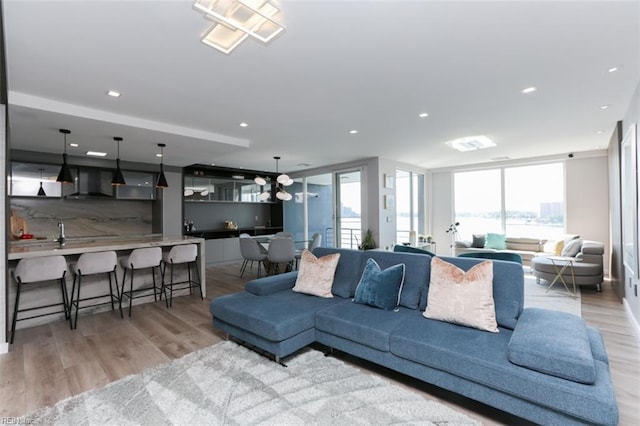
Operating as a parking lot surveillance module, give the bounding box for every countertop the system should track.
[9,234,205,260]
[185,226,283,239]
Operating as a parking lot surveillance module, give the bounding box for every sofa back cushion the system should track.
[313,247,364,298]
[366,251,430,310]
[430,256,524,329]
[505,237,543,252]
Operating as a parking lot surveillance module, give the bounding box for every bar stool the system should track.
[161,244,201,308]
[69,251,121,330]
[10,255,69,344]
[119,247,162,317]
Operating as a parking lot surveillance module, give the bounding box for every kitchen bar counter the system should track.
[9,234,204,261]
[7,235,206,333]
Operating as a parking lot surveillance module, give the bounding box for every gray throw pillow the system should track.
[561,238,582,257]
[471,234,486,248]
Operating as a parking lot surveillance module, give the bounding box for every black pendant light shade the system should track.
[111,136,126,186]
[156,143,169,188]
[37,168,46,196]
[56,129,74,183]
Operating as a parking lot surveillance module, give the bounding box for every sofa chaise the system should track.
[209,248,618,425]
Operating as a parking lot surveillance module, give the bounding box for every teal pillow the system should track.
[485,233,507,250]
[353,258,405,311]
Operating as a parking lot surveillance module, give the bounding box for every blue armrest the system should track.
[245,271,298,295]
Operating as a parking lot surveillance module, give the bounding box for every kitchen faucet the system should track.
[57,220,66,246]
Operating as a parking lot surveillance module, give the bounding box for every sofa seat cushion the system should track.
[316,302,414,352]
[210,290,347,342]
[508,308,596,384]
[389,314,618,425]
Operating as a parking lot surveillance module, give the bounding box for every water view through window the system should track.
[454,163,565,241]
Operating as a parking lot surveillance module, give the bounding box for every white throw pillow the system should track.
[424,257,498,333]
[292,250,340,298]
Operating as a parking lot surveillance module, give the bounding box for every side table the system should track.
[546,255,581,297]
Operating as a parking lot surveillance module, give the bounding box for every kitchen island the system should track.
[7,234,206,334]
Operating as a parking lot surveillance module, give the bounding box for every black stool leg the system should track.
[152,265,158,302]
[161,262,170,308]
[72,274,83,330]
[10,279,22,345]
[193,260,203,300]
[60,272,70,320]
[120,268,127,318]
[169,262,174,308]
[128,268,134,317]
[70,273,78,330]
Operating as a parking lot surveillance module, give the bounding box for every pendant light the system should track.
[37,168,46,196]
[273,156,293,201]
[56,129,74,183]
[156,143,169,188]
[111,136,126,186]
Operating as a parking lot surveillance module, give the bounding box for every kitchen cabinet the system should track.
[115,171,156,200]
[184,176,273,203]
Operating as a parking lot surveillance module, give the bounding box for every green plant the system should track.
[358,229,377,250]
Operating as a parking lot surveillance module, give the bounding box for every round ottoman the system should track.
[531,256,602,291]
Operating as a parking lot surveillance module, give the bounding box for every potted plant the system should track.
[358,229,377,251]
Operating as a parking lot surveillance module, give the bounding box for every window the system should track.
[396,170,425,244]
[454,163,564,241]
[454,169,502,241]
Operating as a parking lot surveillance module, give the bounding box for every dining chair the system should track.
[239,234,268,277]
[267,237,296,275]
[274,231,293,239]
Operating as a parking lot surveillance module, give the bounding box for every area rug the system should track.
[27,341,480,425]
[523,270,581,317]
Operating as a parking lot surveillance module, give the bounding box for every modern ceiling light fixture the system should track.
[111,136,126,186]
[447,135,496,152]
[156,143,169,188]
[56,128,74,183]
[37,168,46,196]
[193,0,286,55]
[273,156,293,201]
[521,86,537,94]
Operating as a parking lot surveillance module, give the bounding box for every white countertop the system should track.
[9,234,205,260]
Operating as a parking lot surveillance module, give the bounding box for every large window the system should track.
[396,170,425,244]
[454,163,564,241]
[454,169,502,241]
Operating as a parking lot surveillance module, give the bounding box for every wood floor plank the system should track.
[65,360,111,396]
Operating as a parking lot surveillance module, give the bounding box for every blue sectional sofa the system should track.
[209,248,618,425]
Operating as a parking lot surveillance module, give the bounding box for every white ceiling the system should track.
[3,0,639,174]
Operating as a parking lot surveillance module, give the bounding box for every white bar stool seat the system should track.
[161,244,201,308]
[69,251,120,329]
[11,255,69,344]
[119,247,162,317]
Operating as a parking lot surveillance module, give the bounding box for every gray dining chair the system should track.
[239,234,268,277]
[274,231,293,239]
[267,237,296,275]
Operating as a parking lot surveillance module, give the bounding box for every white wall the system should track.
[565,155,610,271]
[429,153,611,267]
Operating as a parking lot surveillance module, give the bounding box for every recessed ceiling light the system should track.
[349,130,358,134]
[86,151,107,157]
[595,130,604,134]
[446,135,496,152]
[418,112,429,118]
[106,90,121,98]
[600,104,610,110]
[608,67,619,73]
[156,153,163,157]
[239,122,248,127]
[69,143,79,147]
[521,87,537,94]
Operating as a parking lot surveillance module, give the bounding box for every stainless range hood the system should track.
[65,168,114,198]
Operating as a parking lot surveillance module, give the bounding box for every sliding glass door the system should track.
[336,170,361,249]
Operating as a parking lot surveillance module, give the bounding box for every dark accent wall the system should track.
[184,202,278,231]
[608,121,624,302]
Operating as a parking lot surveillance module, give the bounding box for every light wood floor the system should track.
[1,263,638,425]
